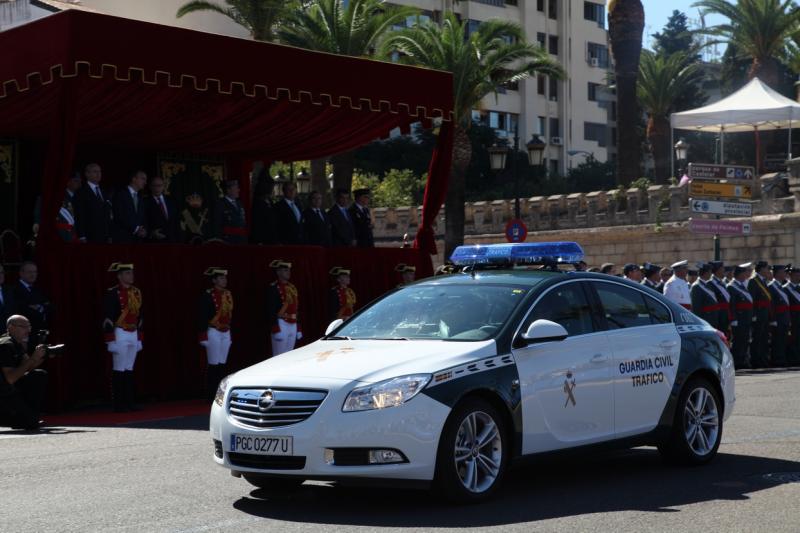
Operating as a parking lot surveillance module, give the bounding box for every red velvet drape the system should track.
[414,122,454,255]
[40,245,432,409]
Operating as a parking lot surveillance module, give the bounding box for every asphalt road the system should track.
[2,369,799,533]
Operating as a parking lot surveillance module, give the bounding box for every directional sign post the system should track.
[688,163,755,181]
[690,181,752,199]
[689,219,752,236]
[690,199,753,217]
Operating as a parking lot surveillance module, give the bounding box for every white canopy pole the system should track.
[720,126,725,164]
[789,119,793,160]
[670,127,674,177]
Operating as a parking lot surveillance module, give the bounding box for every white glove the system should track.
[106,341,118,353]
[200,340,209,348]
[296,331,303,341]
[770,321,777,327]
[731,321,738,327]
[136,341,143,352]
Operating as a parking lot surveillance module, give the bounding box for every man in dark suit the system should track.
[768,264,790,367]
[302,190,332,246]
[348,188,375,247]
[12,261,54,335]
[75,163,112,243]
[728,263,754,369]
[328,188,356,247]
[749,261,772,368]
[690,262,719,329]
[144,176,180,243]
[273,182,304,245]
[111,170,148,243]
[213,180,248,244]
[250,179,277,245]
[0,264,15,335]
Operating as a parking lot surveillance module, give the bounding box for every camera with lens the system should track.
[32,330,66,357]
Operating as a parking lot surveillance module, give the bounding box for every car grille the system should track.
[227,388,327,429]
[228,453,306,470]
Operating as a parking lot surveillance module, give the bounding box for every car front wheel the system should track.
[435,397,508,503]
[658,377,722,465]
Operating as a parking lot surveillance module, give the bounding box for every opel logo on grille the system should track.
[258,389,276,412]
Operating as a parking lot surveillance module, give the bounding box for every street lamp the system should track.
[489,129,547,220]
[675,138,690,177]
[296,168,310,194]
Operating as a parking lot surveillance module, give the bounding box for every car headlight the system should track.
[214,375,230,407]
[342,374,431,412]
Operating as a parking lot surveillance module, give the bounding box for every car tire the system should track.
[658,376,723,465]
[242,474,304,492]
[434,397,508,503]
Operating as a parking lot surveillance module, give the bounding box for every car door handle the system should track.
[659,340,678,348]
[590,353,608,364]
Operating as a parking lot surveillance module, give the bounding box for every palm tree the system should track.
[278,0,419,193]
[176,0,295,42]
[693,0,800,88]
[637,51,703,183]
[382,13,564,257]
[608,0,645,187]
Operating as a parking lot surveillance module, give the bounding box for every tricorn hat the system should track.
[269,259,292,269]
[394,263,416,273]
[204,267,228,277]
[329,266,351,276]
[108,262,134,272]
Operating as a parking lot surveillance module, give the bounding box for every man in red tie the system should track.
[144,176,180,242]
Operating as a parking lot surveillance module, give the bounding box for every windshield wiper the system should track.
[323,335,352,340]
[368,337,410,341]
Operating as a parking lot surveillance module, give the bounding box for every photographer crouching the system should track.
[0,315,53,430]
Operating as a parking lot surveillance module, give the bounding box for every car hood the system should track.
[232,339,498,384]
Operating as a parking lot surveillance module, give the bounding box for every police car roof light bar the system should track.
[450,242,584,267]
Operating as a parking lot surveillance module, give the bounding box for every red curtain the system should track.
[39,244,432,410]
[414,122,454,255]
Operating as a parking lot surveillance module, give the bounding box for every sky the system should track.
[642,1,726,57]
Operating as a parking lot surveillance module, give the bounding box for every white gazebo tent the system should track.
[670,77,800,175]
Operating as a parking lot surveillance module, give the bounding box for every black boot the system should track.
[112,371,125,413]
[126,371,142,412]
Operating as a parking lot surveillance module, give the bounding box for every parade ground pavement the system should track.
[2,369,799,532]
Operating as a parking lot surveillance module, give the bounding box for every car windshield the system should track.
[334,284,530,341]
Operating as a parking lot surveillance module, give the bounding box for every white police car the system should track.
[210,242,735,502]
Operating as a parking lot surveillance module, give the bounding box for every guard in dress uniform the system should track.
[768,264,790,367]
[267,260,302,357]
[199,268,233,399]
[103,263,143,412]
[709,261,731,334]
[723,266,734,285]
[783,266,800,365]
[657,268,672,292]
[749,261,772,368]
[690,263,719,329]
[663,260,692,310]
[328,267,356,321]
[395,263,416,287]
[728,263,754,369]
[687,268,699,286]
[214,180,248,244]
[640,263,662,292]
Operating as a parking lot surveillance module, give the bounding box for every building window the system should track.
[549,159,560,176]
[587,42,610,68]
[588,82,600,102]
[537,32,545,48]
[550,117,561,138]
[537,0,544,12]
[537,116,546,136]
[549,77,558,101]
[583,1,605,28]
[466,19,481,37]
[472,110,519,138]
[548,0,558,19]
[538,74,546,95]
[609,100,617,121]
[584,122,608,147]
[548,35,559,55]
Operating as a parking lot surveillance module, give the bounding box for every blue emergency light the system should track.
[450,242,584,266]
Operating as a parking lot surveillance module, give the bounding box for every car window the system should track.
[594,283,652,330]
[525,282,595,337]
[644,294,672,324]
[335,284,529,341]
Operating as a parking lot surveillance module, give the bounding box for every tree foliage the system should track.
[176,0,296,41]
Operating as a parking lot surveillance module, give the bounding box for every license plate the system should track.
[229,434,293,455]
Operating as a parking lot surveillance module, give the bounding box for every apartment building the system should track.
[389,0,615,175]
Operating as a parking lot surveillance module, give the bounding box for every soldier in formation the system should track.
[267,260,302,357]
[199,268,233,399]
[329,267,356,321]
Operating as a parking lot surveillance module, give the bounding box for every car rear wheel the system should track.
[435,397,508,503]
[658,377,722,465]
[242,474,304,492]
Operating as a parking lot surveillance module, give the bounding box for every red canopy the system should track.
[0,9,453,251]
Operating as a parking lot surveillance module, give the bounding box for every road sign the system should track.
[690,199,753,217]
[505,218,528,243]
[689,219,752,235]
[690,181,752,199]
[688,163,755,180]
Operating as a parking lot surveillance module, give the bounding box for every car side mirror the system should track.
[325,319,344,336]
[519,319,568,345]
